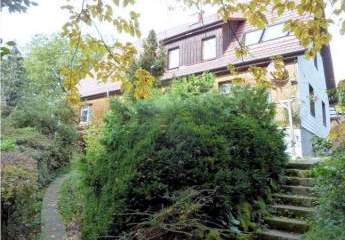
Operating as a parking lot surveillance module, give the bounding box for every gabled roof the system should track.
[158,13,245,42]
[78,78,121,99]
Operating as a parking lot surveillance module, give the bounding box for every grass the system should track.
[57,156,85,239]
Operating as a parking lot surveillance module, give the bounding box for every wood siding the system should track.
[164,24,232,67]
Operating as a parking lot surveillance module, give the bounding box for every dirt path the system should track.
[41,176,67,240]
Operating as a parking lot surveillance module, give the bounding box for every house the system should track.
[77,78,121,126]
[78,9,335,157]
[158,11,335,158]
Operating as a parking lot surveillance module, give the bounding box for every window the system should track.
[261,23,288,41]
[244,22,289,45]
[244,29,264,45]
[322,101,327,126]
[80,105,92,123]
[309,84,315,117]
[314,57,318,70]
[267,91,273,103]
[219,82,232,94]
[168,48,179,69]
[202,37,216,60]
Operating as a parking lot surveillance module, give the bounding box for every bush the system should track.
[305,148,345,240]
[82,86,287,239]
[1,152,41,240]
[1,103,78,239]
[0,138,16,151]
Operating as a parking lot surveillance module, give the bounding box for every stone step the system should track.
[273,193,318,207]
[264,216,309,234]
[270,204,316,219]
[258,229,302,240]
[285,169,312,178]
[281,185,315,196]
[284,177,315,187]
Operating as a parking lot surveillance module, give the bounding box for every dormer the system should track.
[159,13,245,70]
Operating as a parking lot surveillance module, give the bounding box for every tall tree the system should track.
[23,35,72,99]
[0,46,26,114]
[137,30,166,78]
[9,35,79,136]
[126,30,166,100]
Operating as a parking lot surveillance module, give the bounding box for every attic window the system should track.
[244,29,264,45]
[168,48,180,69]
[262,23,288,41]
[202,37,217,60]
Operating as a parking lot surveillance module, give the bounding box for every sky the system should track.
[2,0,345,83]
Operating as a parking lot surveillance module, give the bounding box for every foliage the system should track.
[306,147,345,240]
[169,73,216,97]
[125,30,166,100]
[312,136,333,156]
[1,0,37,13]
[134,30,166,78]
[1,152,41,240]
[0,138,16,151]
[22,34,81,103]
[0,46,26,114]
[336,79,345,111]
[329,121,345,149]
[269,56,289,87]
[1,35,79,239]
[125,68,157,100]
[81,85,287,239]
[60,0,140,103]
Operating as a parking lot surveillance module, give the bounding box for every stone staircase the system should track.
[258,161,318,240]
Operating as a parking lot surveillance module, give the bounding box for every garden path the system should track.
[41,175,67,240]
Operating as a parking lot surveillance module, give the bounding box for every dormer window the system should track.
[168,48,179,69]
[202,37,216,60]
[261,23,288,41]
[244,29,264,45]
[244,22,289,46]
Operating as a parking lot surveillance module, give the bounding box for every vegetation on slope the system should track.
[78,75,287,239]
[306,126,345,240]
[1,36,79,239]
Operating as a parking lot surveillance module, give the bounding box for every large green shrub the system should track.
[82,85,287,239]
[305,148,345,240]
[1,152,41,240]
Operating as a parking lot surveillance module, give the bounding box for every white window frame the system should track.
[168,48,180,69]
[80,105,92,123]
[202,36,217,61]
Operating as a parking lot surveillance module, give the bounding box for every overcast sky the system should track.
[2,0,344,83]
